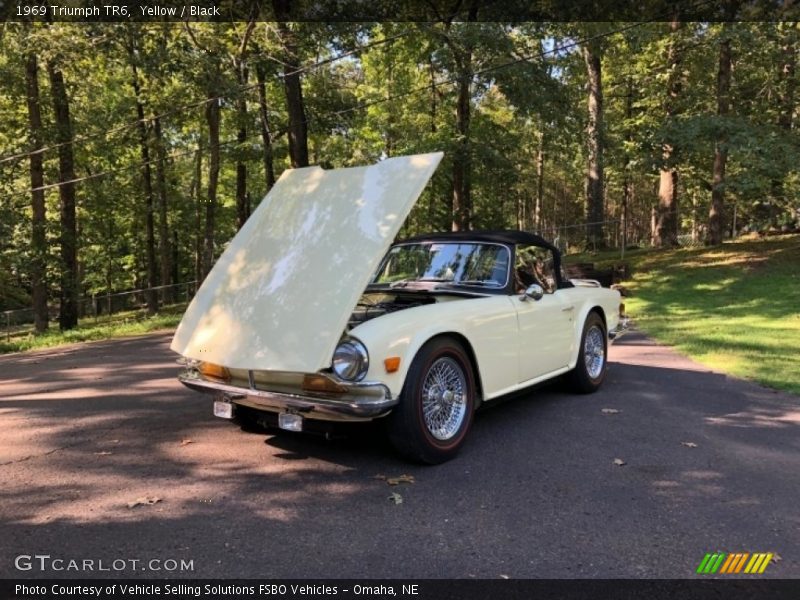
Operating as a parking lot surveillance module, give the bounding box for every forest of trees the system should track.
[1,18,798,330]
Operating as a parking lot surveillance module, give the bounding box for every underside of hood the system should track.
[170,152,443,372]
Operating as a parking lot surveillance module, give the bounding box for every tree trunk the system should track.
[622,78,634,253]
[192,135,203,285]
[451,66,472,231]
[26,53,48,333]
[153,117,172,300]
[769,22,797,222]
[233,22,255,228]
[255,62,276,192]
[129,58,158,314]
[429,53,437,133]
[203,91,221,280]
[171,229,179,285]
[534,130,545,231]
[46,60,79,330]
[449,5,479,231]
[272,0,309,168]
[707,25,732,246]
[235,64,249,230]
[654,18,683,248]
[583,42,604,249]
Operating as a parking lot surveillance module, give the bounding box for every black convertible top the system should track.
[400,229,559,254]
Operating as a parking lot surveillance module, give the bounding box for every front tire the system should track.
[387,337,476,464]
[567,311,608,393]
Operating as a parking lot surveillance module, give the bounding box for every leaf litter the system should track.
[374,474,415,486]
[127,496,162,509]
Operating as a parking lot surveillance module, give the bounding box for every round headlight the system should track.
[332,339,369,382]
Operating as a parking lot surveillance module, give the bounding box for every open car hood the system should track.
[171,152,443,372]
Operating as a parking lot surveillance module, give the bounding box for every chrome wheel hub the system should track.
[584,325,606,379]
[422,357,467,441]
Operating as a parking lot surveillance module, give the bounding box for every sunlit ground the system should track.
[0,306,185,354]
[578,234,800,394]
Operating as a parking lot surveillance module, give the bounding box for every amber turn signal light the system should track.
[198,362,231,382]
[302,374,348,394]
[384,357,401,373]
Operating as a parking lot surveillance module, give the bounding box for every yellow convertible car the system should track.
[172,153,624,463]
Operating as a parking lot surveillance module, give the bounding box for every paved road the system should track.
[0,330,797,579]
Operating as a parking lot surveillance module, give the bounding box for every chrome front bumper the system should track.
[178,372,398,421]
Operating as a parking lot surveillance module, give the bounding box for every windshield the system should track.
[371,242,510,288]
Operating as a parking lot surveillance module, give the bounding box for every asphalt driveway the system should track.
[0,330,797,579]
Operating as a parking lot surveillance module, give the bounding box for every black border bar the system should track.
[3,579,800,600]
[3,0,799,22]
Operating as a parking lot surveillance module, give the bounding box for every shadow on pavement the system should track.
[0,331,797,578]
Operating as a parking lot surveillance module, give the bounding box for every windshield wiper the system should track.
[387,277,451,288]
[440,280,504,288]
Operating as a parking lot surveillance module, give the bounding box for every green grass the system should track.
[569,235,800,394]
[0,305,185,354]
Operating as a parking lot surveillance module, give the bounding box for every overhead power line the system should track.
[0,29,412,167]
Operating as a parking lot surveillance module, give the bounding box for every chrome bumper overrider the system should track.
[178,371,398,421]
[608,316,629,342]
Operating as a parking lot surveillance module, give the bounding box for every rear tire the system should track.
[386,337,476,464]
[567,311,607,394]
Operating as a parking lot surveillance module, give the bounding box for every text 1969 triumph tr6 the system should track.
[172,152,625,463]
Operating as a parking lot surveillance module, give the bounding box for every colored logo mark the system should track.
[696,552,774,574]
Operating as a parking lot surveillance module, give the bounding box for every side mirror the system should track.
[520,283,544,302]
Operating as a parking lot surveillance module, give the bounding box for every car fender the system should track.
[564,287,621,369]
[348,295,518,400]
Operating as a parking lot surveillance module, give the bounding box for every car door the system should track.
[513,245,575,383]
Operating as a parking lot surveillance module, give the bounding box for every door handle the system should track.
[562,305,575,312]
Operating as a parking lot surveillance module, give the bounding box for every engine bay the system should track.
[348,292,437,330]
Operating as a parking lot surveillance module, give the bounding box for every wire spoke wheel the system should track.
[421,357,468,441]
[583,324,606,379]
[567,312,608,394]
[387,338,475,464]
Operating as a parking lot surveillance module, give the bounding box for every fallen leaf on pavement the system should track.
[681,442,698,448]
[127,496,161,509]
[601,408,620,414]
[386,474,416,486]
[180,439,193,446]
[613,458,626,466]
[388,492,403,505]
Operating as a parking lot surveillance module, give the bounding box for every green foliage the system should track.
[0,22,798,327]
